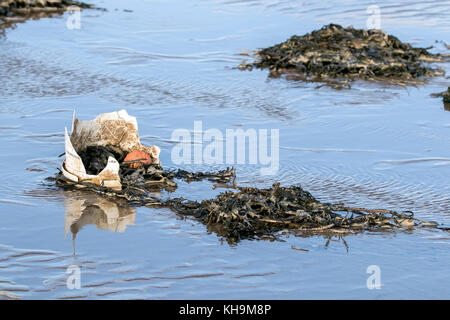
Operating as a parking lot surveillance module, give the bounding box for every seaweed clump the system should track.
[55,145,448,243]
[431,86,450,111]
[0,0,95,28]
[243,24,445,87]
[169,183,438,242]
[444,87,450,103]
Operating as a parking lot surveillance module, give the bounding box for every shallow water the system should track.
[0,0,449,299]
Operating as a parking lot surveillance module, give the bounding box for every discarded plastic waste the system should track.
[61,110,160,191]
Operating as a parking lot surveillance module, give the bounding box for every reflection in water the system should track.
[63,193,136,255]
[445,102,450,112]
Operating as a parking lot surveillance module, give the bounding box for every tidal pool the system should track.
[0,0,449,299]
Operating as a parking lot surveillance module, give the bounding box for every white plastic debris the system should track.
[61,109,161,191]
